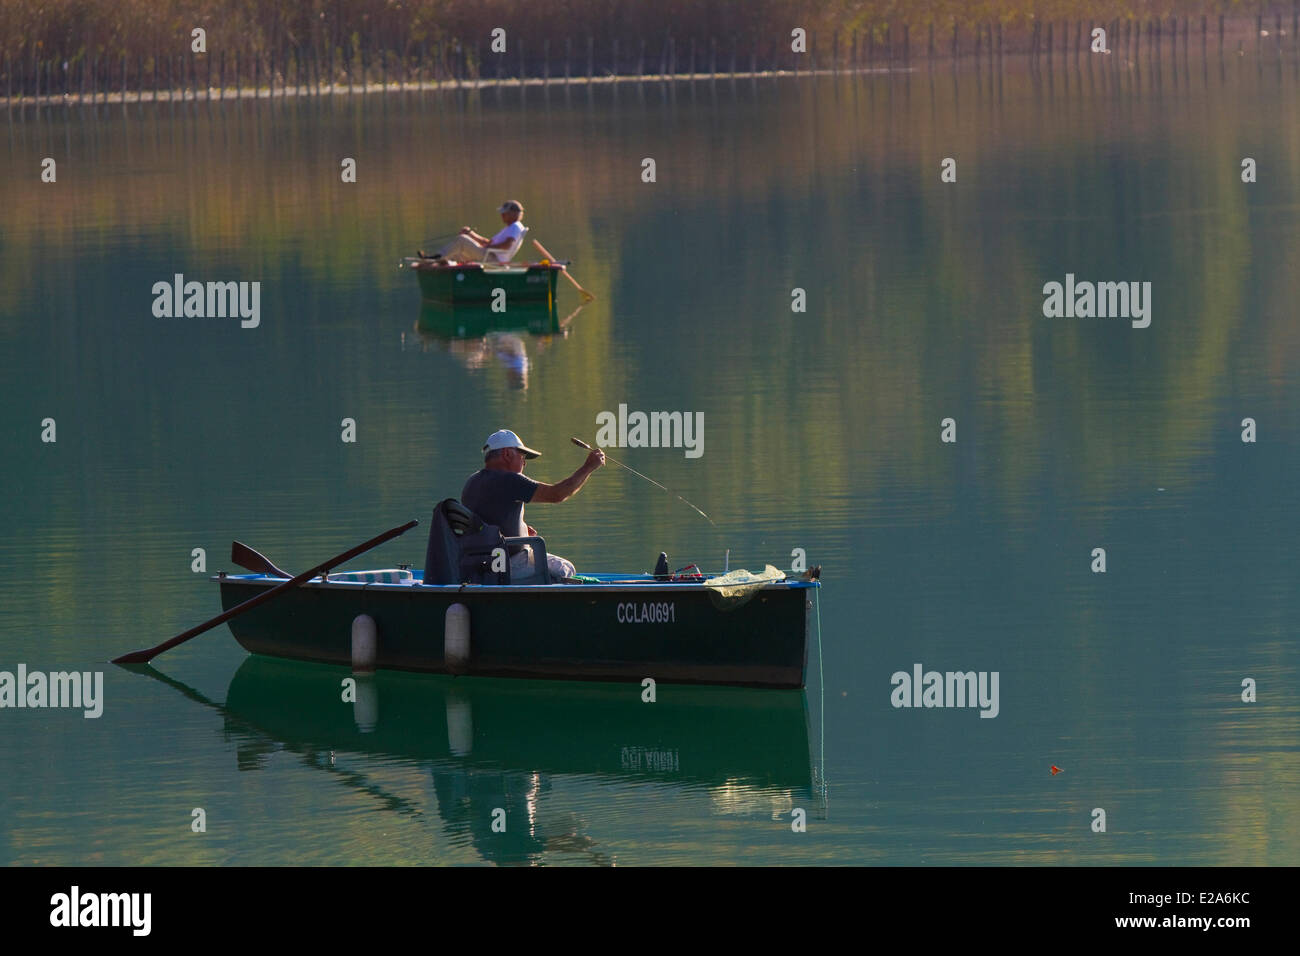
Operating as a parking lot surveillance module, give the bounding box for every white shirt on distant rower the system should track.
[487,221,526,262]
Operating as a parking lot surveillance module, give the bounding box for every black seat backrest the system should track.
[424,498,508,585]
[443,499,478,535]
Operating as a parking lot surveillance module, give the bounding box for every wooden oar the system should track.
[533,239,595,302]
[111,520,419,665]
[231,541,292,578]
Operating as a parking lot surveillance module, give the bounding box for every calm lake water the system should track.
[2,53,1298,865]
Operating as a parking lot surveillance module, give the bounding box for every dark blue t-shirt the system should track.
[461,469,539,539]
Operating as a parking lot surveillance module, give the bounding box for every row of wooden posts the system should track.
[1029,11,1298,57]
[3,12,1297,105]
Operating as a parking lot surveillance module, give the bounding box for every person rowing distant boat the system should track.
[462,429,604,580]
[432,200,528,263]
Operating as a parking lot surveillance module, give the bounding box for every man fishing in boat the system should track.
[428,200,528,263]
[462,429,605,580]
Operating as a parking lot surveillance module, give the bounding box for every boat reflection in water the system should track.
[402,299,585,391]
[155,656,813,865]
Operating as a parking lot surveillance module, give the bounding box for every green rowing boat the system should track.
[401,256,563,305]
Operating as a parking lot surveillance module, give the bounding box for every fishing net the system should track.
[705,565,786,610]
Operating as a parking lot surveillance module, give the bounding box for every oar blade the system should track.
[111,649,157,665]
[231,541,291,578]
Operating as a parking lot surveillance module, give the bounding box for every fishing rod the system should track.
[572,437,715,527]
[416,233,464,258]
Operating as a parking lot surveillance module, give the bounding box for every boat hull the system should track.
[410,261,560,304]
[217,575,816,689]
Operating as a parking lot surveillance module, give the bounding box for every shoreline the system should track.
[3,13,1291,110]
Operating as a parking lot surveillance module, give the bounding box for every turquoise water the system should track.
[1,54,1297,864]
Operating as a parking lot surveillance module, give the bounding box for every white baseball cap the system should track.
[482,429,541,459]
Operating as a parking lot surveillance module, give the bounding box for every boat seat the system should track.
[423,498,550,586]
[443,499,479,536]
[500,534,551,586]
[327,569,414,584]
[484,225,528,265]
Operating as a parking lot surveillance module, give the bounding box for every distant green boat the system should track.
[401,256,562,305]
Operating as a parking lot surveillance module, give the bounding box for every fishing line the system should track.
[418,233,464,257]
[815,585,827,809]
[571,437,716,527]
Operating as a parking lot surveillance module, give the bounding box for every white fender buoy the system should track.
[445,603,470,674]
[446,691,473,756]
[351,614,378,673]
[353,675,378,733]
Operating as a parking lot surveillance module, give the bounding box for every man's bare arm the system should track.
[460,227,517,250]
[531,449,605,503]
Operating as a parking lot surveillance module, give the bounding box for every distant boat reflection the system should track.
[402,300,585,391]
[140,656,812,865]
